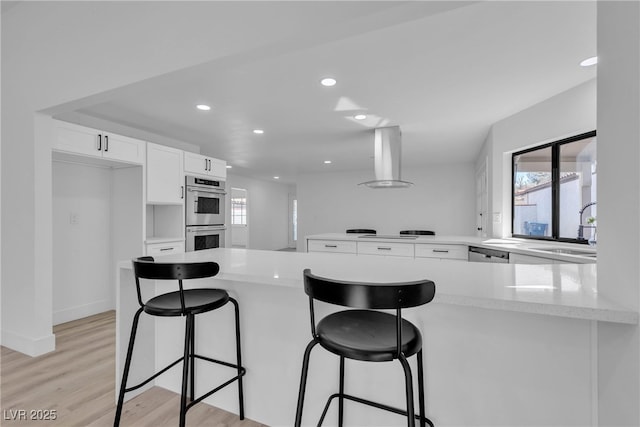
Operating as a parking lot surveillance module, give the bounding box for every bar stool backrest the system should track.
[303,269,434,310]
[132,256,220,313]
[303,269,435,357]
[399,230,435,236]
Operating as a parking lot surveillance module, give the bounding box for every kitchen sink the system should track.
[535,247,597,257]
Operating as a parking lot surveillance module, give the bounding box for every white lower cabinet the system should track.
[307,240,357,254]
[146,241,185,256]
[357,241,414,257]
[415,243,468,260]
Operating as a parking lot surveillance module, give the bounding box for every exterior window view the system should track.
[513,131,597,243]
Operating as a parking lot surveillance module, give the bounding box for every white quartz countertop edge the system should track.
[118,249,637,325]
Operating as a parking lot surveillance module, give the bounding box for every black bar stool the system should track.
[346,229,377,234]
[400,230,435,236]
[114,256,245,427]
[295,269,436,427]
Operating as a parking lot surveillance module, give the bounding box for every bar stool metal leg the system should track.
[230,298,245,419]
[338,356,345,427]
[417,350,427,427]
[399,354,416,427]
[190,314,196,402]
[179,314,193,427]
[294,340,318,427]
[114,307,144,427]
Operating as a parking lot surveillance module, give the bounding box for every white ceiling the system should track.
[57,1,596,183]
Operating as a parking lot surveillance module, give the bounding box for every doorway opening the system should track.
[231,188,248,248]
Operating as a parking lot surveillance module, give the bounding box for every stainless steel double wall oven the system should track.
[185,176,226,251]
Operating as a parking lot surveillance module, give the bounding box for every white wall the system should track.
[479,79,597,238]
[52,161,114,324]
[226,173,292,251]
[297,164,476,250]
[596,2,640,425]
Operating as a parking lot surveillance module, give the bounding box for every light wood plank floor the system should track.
[1,311,267,427]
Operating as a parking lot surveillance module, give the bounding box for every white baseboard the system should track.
[53,300,114,325]
[2,329,56,356]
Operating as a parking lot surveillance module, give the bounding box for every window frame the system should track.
[511,130,596,244]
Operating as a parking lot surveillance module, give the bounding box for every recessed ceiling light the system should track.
[580,56,598,67]
[253,129,264,134]
[273,176,280,179]
[196,104,211,111]
[226,165,232,169]
[354,114,367,120]
[320,77,337,87]
[324,160,332,164]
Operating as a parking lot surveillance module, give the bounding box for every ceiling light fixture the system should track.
[324,160,332,164]
[273,176,280,179]
[320,77,337,87]
[354,114,367,120]
[580,56,598,67]
[253,129,264,134]
[226,165,232,169]
[196,104,211,111]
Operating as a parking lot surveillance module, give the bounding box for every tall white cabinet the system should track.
[145,143,185,255]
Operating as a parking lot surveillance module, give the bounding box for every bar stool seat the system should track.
[144,289,229,316]
[317,310,422,362]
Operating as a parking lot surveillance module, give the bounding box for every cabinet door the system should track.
[147,143,184,204]
[184,152,209,177]
[53,121,102,158]
[307,240,357,254]
[146,241,185,256]
[208,158,227,179]
[357,241,414,257]
[415,244,468,260]
[102,133,145,164]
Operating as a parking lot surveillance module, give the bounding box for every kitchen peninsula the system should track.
[116,248,635,427]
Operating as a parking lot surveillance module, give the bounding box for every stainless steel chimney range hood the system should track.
[358,126,413,189]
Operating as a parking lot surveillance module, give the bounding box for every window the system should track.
[512,131,596,243]
[231,194,246,225]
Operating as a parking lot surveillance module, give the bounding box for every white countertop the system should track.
[306,233,597,263]
[121,247,636,324]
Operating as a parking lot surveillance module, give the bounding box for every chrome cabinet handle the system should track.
[104,135,109,152]
[159,247,173,252]
[433,249,449,253]
[324,244,337,248]
[204,158,208,171]
[377,247,392,250]
[97,134,102,151]
[180,186,184,199]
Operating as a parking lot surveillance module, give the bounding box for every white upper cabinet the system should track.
[184,151,227,180]
[147,142,184,204]
[53,120,144,165]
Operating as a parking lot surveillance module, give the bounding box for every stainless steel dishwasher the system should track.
[468,246,510,263]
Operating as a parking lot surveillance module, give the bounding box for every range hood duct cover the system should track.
[358,126,413,189]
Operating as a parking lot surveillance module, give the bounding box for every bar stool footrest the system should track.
[124,356,184,393]
[318,392,434,427]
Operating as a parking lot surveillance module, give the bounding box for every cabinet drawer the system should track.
[357,242,414,257]
[308,240,357,254]
[415,244,467,260]
[146,241,185,256]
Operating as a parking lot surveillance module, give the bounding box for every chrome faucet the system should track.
[577,201,597,240]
